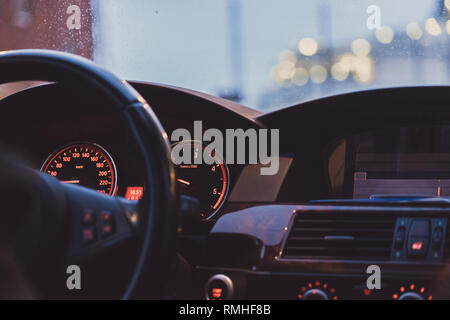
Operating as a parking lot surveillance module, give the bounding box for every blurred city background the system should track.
[1,0,450,112]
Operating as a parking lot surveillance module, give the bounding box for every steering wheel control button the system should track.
[82,209,96,225]
[102,224,113,237]
[100,211,112,222]
[205,274,234,300]
[81,227,97,245]
[100,211,115,237]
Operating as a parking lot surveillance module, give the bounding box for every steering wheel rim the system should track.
[0,49,178,299]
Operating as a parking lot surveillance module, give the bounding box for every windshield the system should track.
[0,0,449,111]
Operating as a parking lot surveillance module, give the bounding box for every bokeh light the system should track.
[446,20,450,35]
[376,26,394,44]
[298,38,318,56]
[406,22,423,40]
[445,0,450,12]
[425,18,441,36]
[310,65,327,84]
[292,67,309,86]
[351,38,371,57]
[278,50,297,64]
[331,62,349,81]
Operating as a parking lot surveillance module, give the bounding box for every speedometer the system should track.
[41,143,117,196]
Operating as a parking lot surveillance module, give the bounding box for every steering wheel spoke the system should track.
[62,183,137,264]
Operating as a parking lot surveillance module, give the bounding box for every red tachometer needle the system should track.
[177,178,191,186]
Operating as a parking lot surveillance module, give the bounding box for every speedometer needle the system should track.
[61,180,80,184]
[177,179,191,186]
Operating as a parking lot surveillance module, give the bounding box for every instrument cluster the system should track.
[39,139,231,220]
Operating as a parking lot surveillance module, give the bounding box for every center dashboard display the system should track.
[330,125,450,199]
[353,153,450,199]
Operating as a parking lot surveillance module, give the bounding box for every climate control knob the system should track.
[302,289,329,300]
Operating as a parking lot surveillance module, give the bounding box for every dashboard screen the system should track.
[328,125,450,199]
[353,153,450,199]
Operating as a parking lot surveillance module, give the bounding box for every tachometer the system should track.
[41,143,117,196]
[173,140,229,220]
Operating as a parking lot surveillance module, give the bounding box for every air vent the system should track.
[282,212,396,260]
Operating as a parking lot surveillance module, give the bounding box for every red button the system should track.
[82,209,95,225]
[102,224,113,237]
[101,212,113,222]
[212,288,223,299]
[81,227,96,245]
[411,241,423,251]
[100,212,115,237]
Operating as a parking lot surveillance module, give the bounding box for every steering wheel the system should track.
[0,50,177,299]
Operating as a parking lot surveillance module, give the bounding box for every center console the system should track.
[195,203,450,300]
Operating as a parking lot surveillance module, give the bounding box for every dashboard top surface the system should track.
[3,83,450,207]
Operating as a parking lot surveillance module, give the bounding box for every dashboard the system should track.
[4,83,450,299]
